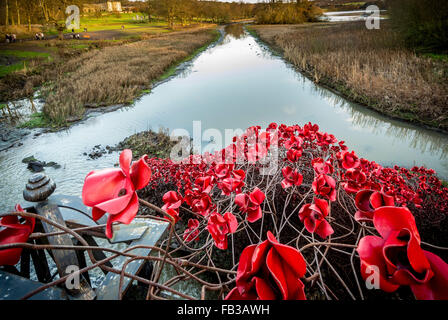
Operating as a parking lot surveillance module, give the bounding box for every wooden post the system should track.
[23,173,95,300]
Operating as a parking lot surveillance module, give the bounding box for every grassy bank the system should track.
[116,129,177,159]
[0,36,162,103]
[39,26,218,126]
[1,25,218,127]
[0,13,171,40]
[249,22,448,131]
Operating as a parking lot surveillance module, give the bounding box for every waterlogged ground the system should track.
[322,10,387,22]
[1,24,448,212]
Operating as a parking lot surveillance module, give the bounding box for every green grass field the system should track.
[65,13,171,33]
[0,50,52,77]
[0,50,51,59]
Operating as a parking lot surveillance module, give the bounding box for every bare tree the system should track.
[5,0,9,26]
[15,0,20,25]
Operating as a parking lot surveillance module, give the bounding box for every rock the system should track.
[46,161,61,169]
[23,156,61,171]
[23,173,56,202]
[0,123,28,152]
[27,161,45,172]
[88,149,106,159]
[22,155,38,163]
[85,144,109,159]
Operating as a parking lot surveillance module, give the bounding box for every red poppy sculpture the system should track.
[341,168,367,194]
[0,205,35,266]
[354,189,394,222]
[357,206,448,299]
[281,166,303,189]
[299,197,334,239]
[312,157,334,175]
[286,147,302,163]
[207,212,238,250]
[219,169,246,196]
[82,149,151,239]
[162,191,183,223]
[183,218,200,242]
[184,190,214,216]
[341,150,360,170]
[225,231,307,300]
[235,187,266,223]
[312,174,337,202]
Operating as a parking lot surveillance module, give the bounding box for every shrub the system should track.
[254,1,323,25]
[387,0,448,51]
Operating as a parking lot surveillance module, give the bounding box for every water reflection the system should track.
[224,24,246,40]
[308,83,448,159]
[322,10,387,22]
[0,96,41,125]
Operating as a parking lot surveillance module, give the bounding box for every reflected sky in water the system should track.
[1,25,447,211]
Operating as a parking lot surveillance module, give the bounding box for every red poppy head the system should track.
[162,191,183,211]
[207,212,238,250]
[312,157,334,175]
[226,231,307,300]
[82,149,151,238]
[0,205,35,266]
[354,189,395,222]
[312,174,337,202]
[281,166,303,189]
[299,198,333,239]
[286,147,302,163]
[341,150,360,170]
[183,218,200,242]
[357,206,448,299]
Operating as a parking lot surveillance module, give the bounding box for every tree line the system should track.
[0,0,106,29]
[147,1,322,26]
[0,0,325,29]
[253,1,322,24]
[387,0,448,52]
[147,0,256,26]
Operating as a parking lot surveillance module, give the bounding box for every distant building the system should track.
[122,6,137,13]
[83,2,122,14]
[107,1,122,12]
[83,3,106,13]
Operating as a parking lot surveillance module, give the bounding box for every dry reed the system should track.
[251,22,448,131]
[41,28,217,124]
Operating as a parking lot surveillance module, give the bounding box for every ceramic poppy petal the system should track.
[82,168,127,207]
[410,251,448,300]
[315,219,334,239]
[130,155,151,190]
[267,231,306,278]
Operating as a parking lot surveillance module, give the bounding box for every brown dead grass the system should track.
[251,22,448,131]
[0,36,151,103]
[41,27,217,124]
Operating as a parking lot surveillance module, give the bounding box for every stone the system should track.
[27,161,44,172]
[22,155,38,164]
[23,173,56,202]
